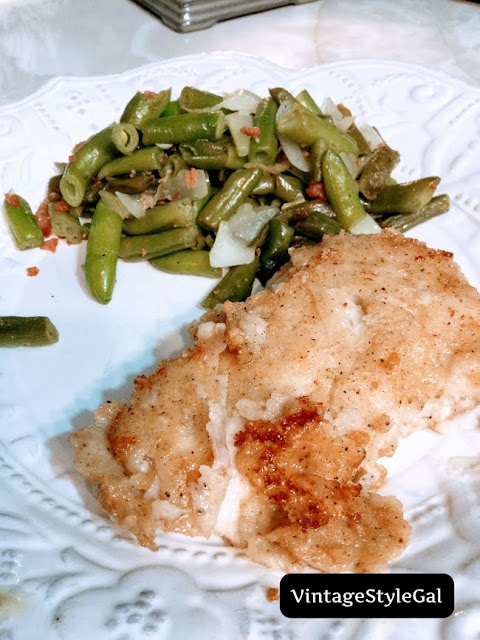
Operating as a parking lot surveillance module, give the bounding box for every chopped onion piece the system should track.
[156,143,173,150]
[339,152,361,179]
[209,221,255,268]
[156,168,209,201]
[228,203,278,244]
[115,191,147,218]
[350,214,381,235]
[322,97,355,132]
[358,124,383,151]
[221,89,261,114]
[209,202,279,268]
[99,190,130,219]
[225,112,253,158]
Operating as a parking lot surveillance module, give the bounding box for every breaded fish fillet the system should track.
[70,230,480,572]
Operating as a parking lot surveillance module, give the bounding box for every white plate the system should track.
[0,54,480,640]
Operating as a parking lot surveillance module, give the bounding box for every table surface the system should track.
[0,0,478,106]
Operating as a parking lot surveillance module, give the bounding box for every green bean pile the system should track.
[4,85,450,308]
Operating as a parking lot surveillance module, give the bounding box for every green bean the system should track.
[142,112,226,146]
[281,199,335,224]
[162,100,181,117]
[82,179,104,204]
[270,88,359,156]
[178,86,223,112]
[0,316,59,347]
[98,146,163,179]
[150,250,221,278]
[365,177,441,214]
[60,125,120,207]
[105,173,158,194]
[248,97,278,165]
[295,89,323,116]
[119,225,201,262]
[358,144,400,200]
[202,256,260,308]
[379,194,450,232]
[120,89,172,128]
[111,123,139,155]
[322,149,375,232]
[47,202,83,244]
[295,211,342,240]
[4,193,44,250]
[251,175,276,195]
[309,138,328,184]
[346,123,371,156]
[123,198,195,235]
[197,167,263,232]
[159,152,190,178]
[179,138,244,170]
[274,174,304,202]
[85,200,123,304]
[259,217,294,284]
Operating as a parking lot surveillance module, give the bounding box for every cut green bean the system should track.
[142,112,226,146]
[111,123,139,155]
[358,144,400,200]
[379,194,450,232]
[322,149,379,233]
[259,217,294,284]
[150,250,221,277]
[0,316,59,347]
[271,88,359,156]
[60,125,120,207]
[105,173,158,194]
[85,200,123,304]
[123,198,195,235]
[119,225,201,262]
[48,202,83,244]
[179,138,244,170]
[98,146,163,179]
[197,167,263,232]
[248,97,278,165]
[274,174,304,202]
[282,199,335,224]
[4,193,44,250]
[295,211,342,240]
[120,89,172,128]
[178,86,223,112]
[295,89,323,116]
[366,177,441,214]
[162,100,181,117]
[308,138,328,184]
[251,175,276,195]
[202,256,260,308]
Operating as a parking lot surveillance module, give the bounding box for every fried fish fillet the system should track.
[70,231,480,572]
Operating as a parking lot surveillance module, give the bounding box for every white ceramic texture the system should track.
[0,54,479,640]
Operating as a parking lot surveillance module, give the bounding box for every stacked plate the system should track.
[134,0,317,32]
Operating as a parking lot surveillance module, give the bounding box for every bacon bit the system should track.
[143,90,157,98]
[306,182,327,201]
[377,141,387,148]
[4,192,20,207]
[129,169,137,178]
[72,140,85,154]
[141,248,147,257]
[68,154,76,162]
[185,167,198,189]
[40,237,59,253]
[302,149,311,159]
[34,198,52,237]
[240,125,261,138]
[337,103,351,117]
[26,266,39,277]
[54,200,70,213]
[429,181,438,190]
[266,587,279,602]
